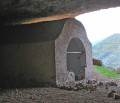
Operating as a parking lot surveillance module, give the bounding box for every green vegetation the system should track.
[93,66,120,79]
[92,34,120,69]
[93,34,120,57]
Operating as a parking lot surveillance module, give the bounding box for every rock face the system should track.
[0,0,120,26]
[93,58,102,66]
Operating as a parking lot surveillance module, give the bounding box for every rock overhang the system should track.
[0,0,120,26]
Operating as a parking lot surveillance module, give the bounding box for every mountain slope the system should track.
[92,34,120,69]
[92,37,107,46]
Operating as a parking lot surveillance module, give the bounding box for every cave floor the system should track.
[0,86,120,103]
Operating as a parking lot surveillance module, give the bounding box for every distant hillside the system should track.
[92,37,107,46]
[92,34,120,69]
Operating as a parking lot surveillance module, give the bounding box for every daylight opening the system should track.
[67,37,86,81]
[76,7,120,85]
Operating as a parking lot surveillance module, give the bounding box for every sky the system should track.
[75,7,120,42]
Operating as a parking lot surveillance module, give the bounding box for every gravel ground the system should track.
[0,71,120,103]
[0,86,120,103]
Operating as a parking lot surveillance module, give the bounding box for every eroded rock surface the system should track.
[0,0,120,26]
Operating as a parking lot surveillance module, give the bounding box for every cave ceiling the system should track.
[0,0,120,26]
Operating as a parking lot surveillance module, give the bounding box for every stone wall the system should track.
[55,18,93,86]
[0,19,66,88]
[0,41,55,87]
[0,18,93,88]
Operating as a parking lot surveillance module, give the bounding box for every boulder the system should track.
[108,91,115,97]
[115,95,120,99]
[93,58,103,66]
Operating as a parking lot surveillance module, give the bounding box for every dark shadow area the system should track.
[67,37,86,80]
[0,19,67,45]
[0,75,56,89]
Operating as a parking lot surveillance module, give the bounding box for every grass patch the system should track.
[93,66,120,79]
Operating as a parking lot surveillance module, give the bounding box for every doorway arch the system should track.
[67,37,86,80]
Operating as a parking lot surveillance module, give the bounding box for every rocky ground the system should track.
[0,72,120,103]
[0,86,120,103]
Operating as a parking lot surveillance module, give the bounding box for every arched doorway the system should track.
[67,37,86,80]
